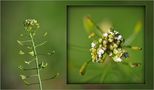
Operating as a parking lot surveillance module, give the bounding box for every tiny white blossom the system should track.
[114,30,119,34]
[109,52,112,56]
[98,54,102,58]
[117,35,122,40]
[103,33,108,37]
[103,40,107,45]
[91,42,96,48]
[109,31,114,35]
[113,56,122,62]
[97,49,104,55]
[102,47,106,50]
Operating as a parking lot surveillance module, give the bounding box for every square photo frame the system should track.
[66,1,153,89]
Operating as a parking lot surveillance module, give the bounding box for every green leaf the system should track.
[36,41,47,48]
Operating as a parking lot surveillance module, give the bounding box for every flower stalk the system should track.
[18,19,58,90]
[29,32,42,90]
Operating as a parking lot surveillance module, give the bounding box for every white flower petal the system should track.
[91,42,96,48]
[109,52,112,56]
[113,56,122,62]
[103,33,108,37]
[97,49,104,55]
[117,35,122,40]
[114,30,119,34]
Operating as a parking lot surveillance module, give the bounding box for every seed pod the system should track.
[80,60,91,76]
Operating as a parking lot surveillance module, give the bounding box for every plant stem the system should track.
[29,33,43,90]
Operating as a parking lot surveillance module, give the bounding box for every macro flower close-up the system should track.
[90,29,128,63]
[68,6,144,84]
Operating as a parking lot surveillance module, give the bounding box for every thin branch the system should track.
[24,58,35,64]
[29,33,43,90]
[24,73,59,86]
[36,41,47,48]
[21,40,32,43]
[42,73,59,81]
[23,67,38,71]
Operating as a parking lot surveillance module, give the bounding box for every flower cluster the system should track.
[24,19,40,31]
[90,29,128,63]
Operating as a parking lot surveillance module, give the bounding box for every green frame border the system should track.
[66,1,153,89]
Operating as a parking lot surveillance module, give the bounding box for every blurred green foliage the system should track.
[68,6,144,83]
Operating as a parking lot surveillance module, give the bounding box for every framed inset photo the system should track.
[67,1,153,89]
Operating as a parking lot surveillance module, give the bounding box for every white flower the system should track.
[109,52,112,56]
[102,47,106,50]
[112,56,122,62]
[103,40,107,45]
[108,31,114,35]
[103,33,108,37]
[98,54,102,58]
[117,35,122,40]
[114,30,119,34]
[97,48,104,55]
[97,48,104,58]
[91,42,96,48]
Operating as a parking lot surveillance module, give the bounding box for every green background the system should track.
[1,1,153,90]
[68,6,144,83]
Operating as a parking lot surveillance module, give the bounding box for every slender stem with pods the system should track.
[29,32,43,90]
